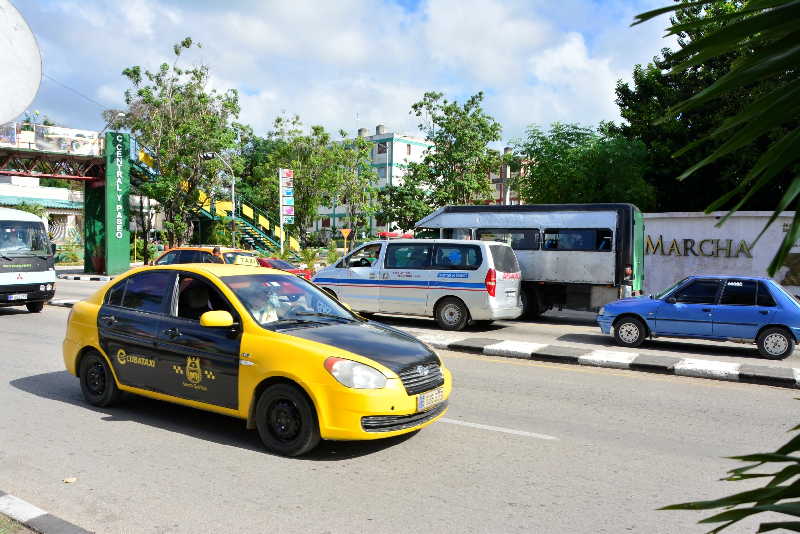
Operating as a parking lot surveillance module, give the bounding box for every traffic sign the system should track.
[339,228,351,239]
[282,197,295,206]
[283,216,294,224]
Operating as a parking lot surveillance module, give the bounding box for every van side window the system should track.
[476,228,539,250]
[385,244,432,269]
[542,228,613,251]
[433,245,482,270]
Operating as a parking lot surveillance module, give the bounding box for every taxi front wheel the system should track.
[79,350,121,407]
[256,384,320,457]
[435,297,469,331]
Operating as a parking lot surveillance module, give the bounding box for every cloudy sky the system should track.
[13,0,674,144]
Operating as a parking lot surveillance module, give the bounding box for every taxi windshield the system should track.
[222,274,358,329]
[0,221,50,256]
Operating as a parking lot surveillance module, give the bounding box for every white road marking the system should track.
[793,368,800,387]
[413,333,467,348]
[675,358,740,380]
[579,350,637,369]
[0,494,46,522]
[441,418,558,441]
[483,340,546,358]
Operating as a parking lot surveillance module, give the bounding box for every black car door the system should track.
[152,272,241,409]
[98,270,176,390]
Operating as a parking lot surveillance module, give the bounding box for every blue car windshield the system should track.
[654,277,689,299]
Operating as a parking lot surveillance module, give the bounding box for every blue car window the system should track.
[720,280,756,306]
[757,282,777,307]
[674,280,721,304]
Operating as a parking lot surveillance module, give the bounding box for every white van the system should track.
[312,239,522,330]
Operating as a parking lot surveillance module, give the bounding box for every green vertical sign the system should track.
[104,132,131,275]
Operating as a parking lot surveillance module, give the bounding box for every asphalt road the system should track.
[1,306,797,533]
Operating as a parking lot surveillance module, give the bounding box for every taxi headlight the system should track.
[324,357,387,389]
[46,284,53,291]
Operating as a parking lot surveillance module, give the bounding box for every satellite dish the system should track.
[0,0,42,124]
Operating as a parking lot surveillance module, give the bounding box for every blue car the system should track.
[597,276,800,359]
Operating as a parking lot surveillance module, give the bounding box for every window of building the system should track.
[385,244,433,269]
[377,142,387,154]
[674,280,721,305]
[476,228,539,250]
[720,280,756,306]
[321,217,331,228]
[432,245,482,270]
[406,143,411,156]
[377,167,386,179]
[542,228,613,251]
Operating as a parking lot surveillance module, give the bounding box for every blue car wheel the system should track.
[613,317,646,348]
[757,327,795,359]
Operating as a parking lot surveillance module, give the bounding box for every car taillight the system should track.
[485,268,496,297]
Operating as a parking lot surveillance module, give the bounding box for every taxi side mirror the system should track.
[200,310,234,328]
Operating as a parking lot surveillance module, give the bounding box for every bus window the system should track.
[442,228,472,240]
[476,228,539,250]
[542,229,613,251]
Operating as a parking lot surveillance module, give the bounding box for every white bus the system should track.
[416,204,646,316]
[0,207,56,313]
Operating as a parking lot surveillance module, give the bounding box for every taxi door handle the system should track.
[164,327,181,339]
[702,308,712,313]
[100,315,117,326]
[759,310,769,315]
[369,273,377,279]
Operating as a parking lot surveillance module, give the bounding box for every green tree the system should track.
[262,115,339,244]
[14,202,46,219]
[511,123,656,210]
[105,37,241,250]
[612,1,794,216]
[407,91,502,206]
[330,132,378,233]
[377,174,432,232]
[632,0,799,273]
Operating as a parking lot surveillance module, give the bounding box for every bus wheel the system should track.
[521,289,544,319]
[26,302,44,313]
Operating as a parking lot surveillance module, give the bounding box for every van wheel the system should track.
[757,327,795,359]
[79,350,121,407]
[26,302,44,313]
[435,297,469,331]
[256,384,320,457]
[613,317,646,348]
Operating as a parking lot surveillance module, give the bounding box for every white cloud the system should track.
[15,0,672,142]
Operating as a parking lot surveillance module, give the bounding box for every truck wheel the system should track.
[613,317,646,348]
[26,302,44,313]
[79,350,121,407]
[256,383,320,457]
[435,297,469,331]
[757,327,795,359]
[521,289,544,319]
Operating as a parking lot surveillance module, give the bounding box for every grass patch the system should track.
[0,513,35,534]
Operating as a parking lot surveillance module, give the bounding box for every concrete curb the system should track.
[413,334,800,390]
[0,490,91,534]
[57,275,112,281]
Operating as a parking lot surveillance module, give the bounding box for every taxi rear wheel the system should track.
[79,350,121,407]
[256,384,320,457]
[435,297,470,331]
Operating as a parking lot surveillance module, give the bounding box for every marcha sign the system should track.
[645,235,753,258]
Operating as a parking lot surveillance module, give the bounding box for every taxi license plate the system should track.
[8,294,27,301]
[417,386,444,412]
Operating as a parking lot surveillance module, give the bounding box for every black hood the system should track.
[289,321,438,373]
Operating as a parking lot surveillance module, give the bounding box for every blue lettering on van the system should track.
[437,272,469,279]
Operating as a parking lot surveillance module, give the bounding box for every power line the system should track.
[43,73,108,110]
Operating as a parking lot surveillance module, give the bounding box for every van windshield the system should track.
[0,221,50,256]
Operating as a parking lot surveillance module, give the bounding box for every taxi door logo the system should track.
[186,357,202,385]
[117,349,127,365]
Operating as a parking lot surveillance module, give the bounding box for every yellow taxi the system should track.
[62,264,451,456]
[153,246,260,266]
